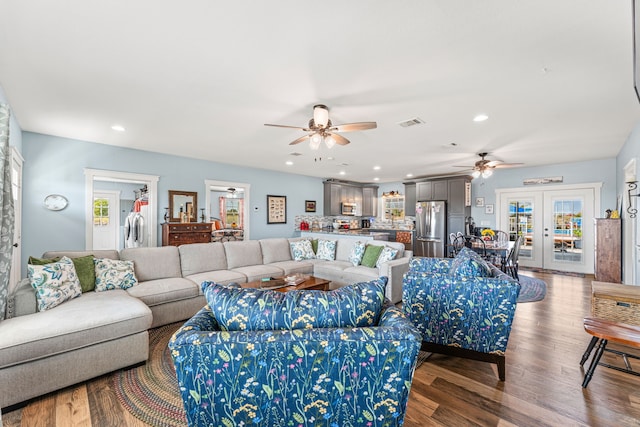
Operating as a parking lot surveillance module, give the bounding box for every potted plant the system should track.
[574,228,582,249]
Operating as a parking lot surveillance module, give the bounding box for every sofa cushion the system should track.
[289,239,315,261]
[27,257,82,311]
[265,260,314,276]
[448,247,492,278]
[203,277,387,331]
[348,241,366,266]
[94,258,138,291]
[231,265,284,282]
[0,290,152,369]
[126,277,199,307]
[120,246,182,281]
[259,238,293,264]
[186,270,248,289]
[316,239,337,261]
[361,244,384,268]
[29,254,96,293]
[178,242,227,276]
[376,246,399,268]
[224,241,263,268]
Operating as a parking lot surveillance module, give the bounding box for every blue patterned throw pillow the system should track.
[289,239,316,261]
[448,247,492,278]
[28,256,82,311]
[376,246,399,268]
[203,277,387,331]
[348,241,366,266]
[94,258,138,291]
[315,239,337,261]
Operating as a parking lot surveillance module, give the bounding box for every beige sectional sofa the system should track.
[0,237,410,410]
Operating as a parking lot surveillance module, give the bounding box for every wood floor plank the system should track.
[55,386,91,427]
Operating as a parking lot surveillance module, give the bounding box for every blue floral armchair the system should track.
[402,249,520,381]
[169,278,422,426]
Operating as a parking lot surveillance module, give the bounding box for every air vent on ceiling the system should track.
[397,117,424,127]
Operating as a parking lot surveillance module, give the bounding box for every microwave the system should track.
[341,202,357,216]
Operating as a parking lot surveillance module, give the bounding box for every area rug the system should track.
[517,274,547,303]
[112,323,186,427]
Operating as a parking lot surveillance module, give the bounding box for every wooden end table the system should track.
[241,276,330,292]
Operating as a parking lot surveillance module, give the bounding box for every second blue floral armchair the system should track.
[402,248,520,381]
[169,278,422,426]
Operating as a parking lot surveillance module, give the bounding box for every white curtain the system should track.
[0,104,14,321]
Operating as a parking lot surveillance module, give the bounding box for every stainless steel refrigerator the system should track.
[415,200,446,257]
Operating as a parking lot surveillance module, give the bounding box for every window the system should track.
[94,198,109,226]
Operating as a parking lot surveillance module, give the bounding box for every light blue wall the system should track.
[468,158,618,229]
[21,132,324,273]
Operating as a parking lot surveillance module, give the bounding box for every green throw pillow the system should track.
[28,254,96,292]
[361,244,384,268]
[311,239,319,254]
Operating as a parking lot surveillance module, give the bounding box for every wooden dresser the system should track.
[162,222,212,246]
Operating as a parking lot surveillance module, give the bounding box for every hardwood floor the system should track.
[3,271,640,426]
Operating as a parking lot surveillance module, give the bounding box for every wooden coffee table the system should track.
[241,276,330,292]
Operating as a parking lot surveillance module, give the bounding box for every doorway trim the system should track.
[205,179,251,240]
[84,169,159,250]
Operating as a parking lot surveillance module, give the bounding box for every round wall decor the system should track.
[44,194,68,211]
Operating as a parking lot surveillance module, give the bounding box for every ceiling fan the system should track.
[455,152,523,178]
[264,104,377,149]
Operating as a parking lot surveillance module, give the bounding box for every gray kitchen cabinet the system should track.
[362,186,378,217]
[433,180,448,200]
[404,183,416,216]
[416,182,432,201]
[323,182,342,216]
[448,178,470,215]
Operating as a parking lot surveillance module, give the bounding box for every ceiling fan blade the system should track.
[494,162,524,168]
[331,122,377,132]
[332,133,351,145]
[264,123,309,131]
[453,165,474,168]
[289,135,310,145]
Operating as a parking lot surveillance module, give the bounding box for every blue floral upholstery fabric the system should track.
[447,247,492,278]
[402,257,520,355]
[169,282,422,427]
[203,278,386,331]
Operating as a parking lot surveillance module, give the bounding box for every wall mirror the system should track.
[169,190,198,222]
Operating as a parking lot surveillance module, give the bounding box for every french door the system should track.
[497,184,599,274]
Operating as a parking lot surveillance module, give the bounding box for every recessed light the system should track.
[111,125,125,132]
[373,177,380,181]
[473,114,488,122]
[406,173,414,178]
[339,171,346,175]
[285,161,293,166]
[373,166,381,170]
[327,157,335,160]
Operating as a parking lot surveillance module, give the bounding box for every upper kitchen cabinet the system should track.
[324,182,342,215]
[362,186,378,217]
[448,178,472,215]
[404,183,416,216]
[416,180,447,201]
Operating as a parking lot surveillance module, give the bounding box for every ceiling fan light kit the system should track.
[458,152,522,179]
[265,104,377,150]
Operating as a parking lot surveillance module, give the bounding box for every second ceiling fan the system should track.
[455,152,523,178]
[264,104,377,149]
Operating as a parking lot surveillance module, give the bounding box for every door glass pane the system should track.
[552,198,583,263]
[94,198,109,226]
[508,200,533,260]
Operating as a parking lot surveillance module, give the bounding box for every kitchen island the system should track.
[300,230,390,241]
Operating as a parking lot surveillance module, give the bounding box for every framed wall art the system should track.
[485,204,494,215]
[475,197,485,207]
[305,200,316,212]
[267,195,287,224]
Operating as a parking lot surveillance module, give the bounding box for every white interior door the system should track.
[9,148,22,292]
[93,190,120,250]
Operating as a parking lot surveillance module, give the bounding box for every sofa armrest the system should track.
[402,272,520,354]
[6,278,37,318]
[378,256,411,304]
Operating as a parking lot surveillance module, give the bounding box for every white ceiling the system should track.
[1,0,640,183]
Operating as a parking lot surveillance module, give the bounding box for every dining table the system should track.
[469,238,514,268]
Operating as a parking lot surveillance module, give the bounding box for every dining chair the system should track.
[503,236,523,280]
[494,230,509,245]
[447,233,463,257]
